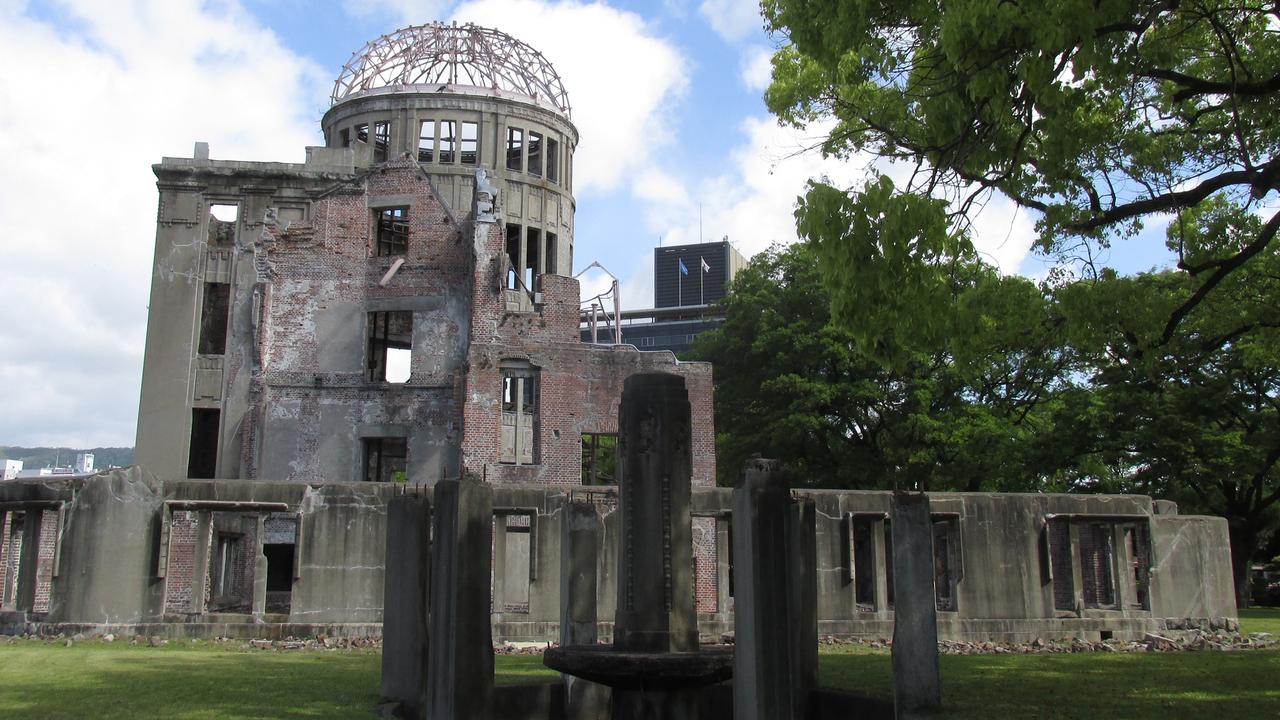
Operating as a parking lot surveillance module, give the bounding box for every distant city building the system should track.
[1,459,21,481]
[653,240,746,309]
[582,239,745,354]
[75,453,95,474]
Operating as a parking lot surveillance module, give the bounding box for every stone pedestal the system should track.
[732,459,817,720]
[560,500,610,719]
[381,494,431,717]
[427,477,494,720]
[891,492,941,719]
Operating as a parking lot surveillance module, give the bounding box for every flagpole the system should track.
[678,259,682,306]
[700,263,704,305]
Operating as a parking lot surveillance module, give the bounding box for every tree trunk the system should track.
[1227,521,1258,610]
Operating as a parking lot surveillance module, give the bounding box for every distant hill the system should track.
[0,446,134,471]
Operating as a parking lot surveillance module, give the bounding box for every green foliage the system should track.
[764,0,1280,353]
[693,243,1077,491]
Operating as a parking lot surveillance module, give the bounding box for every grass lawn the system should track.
[1240,606,1280,635]
[0,631,1277,719]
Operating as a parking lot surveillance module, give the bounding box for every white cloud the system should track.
[0,0,325,446]
[740,45,773,92]
[451,0,689,194]
[697,0,762,43]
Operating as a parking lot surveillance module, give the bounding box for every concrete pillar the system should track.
[613,372,696,653]
[560,500,610,719]
[252,516,267,617]
[426,476,494,720]
[381,494,432,717]
[15,511,43,612]
[732,459,818,720]
[891,492,941,719]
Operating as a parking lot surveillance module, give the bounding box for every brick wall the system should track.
[165,511,198,614]
[0,512,12,607]
[692,516,718,613]
[242,162,471,482]
[32,510,57,613]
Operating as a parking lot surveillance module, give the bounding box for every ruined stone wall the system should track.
[32,510,57,613]
[0,512,15,606]
[461,215,717,488]
[245,162,472,484]
[164,511,198,615]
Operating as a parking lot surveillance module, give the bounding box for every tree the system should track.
[763,0,1279,354]
[693,243,1079,491]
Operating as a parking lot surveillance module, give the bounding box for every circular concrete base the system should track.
[543,645,735,690]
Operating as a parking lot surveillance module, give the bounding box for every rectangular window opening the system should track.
[545,232,557,276]
[207,204,238,246]
[505,224,522,290]
[264,543,295,614]
[527,131,543,177]
[1048,517,1075,611]
[580,433,617,485]
[852,518,876,611]
[367,310,412,383]
[439,120,456,164]
[375,207,409,256]
[198,282,231,355]
[373,121,391,162]
[355,123,369,144]
[340,128,351,148]
[547,138,559,184]
[525,227,541,291]
[883,519,894,609]
[1126,524,1151,609]
[932,518,959,612]
[363,437,408,483]
[500,369,539,465]
[418,120,435,162]
[1081,523,1117,608]
[187,408,220,479]
[506,127,524,172]
[461,121,478,165]
[496,514,532,612]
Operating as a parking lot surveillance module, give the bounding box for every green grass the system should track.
[1240,606,1280,635]
[820,643,1280,719]
[0,637,1277,719]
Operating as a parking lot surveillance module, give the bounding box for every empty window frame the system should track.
[439,120,456,164]
[581,433,617,485]
[500,368,538,465]
[546,138,559,183]
[527,131,543,177]
[494,513,533,612]
[460,121,478,165]
[198,283,231,355]
[373,121,391,162]
[932,517,961,612]
[1080,523,1117,608]
[1047,517,1075,611]
[207,204,237,246]
[418,120,435,162]
[188,408,220,479]
[505,224,522,290]
[340,128,351,147]
[506,127,524,172]
[355,123,369,145]
[545,232,557,276]
[367,311,412,383]
[363,437,408,483]
[1125,523,1151,609]
[375,207,409,256]
[525,227,541,290]
[850,516,877,611]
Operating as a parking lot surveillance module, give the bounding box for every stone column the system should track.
[732,459,818,720]
[15,511,43,612]
[381,494,432,717]
[560,499,610,719]
[613,373,696,653]
[426,476,494,720]
[891,492,941,719]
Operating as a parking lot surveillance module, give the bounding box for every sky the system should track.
[0,0,1177,449]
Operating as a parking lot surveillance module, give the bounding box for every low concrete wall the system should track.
[0,470,1238,642]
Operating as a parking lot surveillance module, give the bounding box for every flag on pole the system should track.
[678,258,689,275]
[700,257,710,273]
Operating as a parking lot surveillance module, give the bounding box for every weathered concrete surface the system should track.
[613,373,696,654]
[891,492,941,719]
[426,476,494,720]
[1150,515,1237,625]
[559,500,610,719]
[381,493,432,716]
[732,460,816,720]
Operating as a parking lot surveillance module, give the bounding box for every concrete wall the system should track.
[0,473,1238,643]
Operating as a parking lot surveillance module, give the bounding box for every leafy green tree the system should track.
[763,0,1279,353]
[694,243,1078,491]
